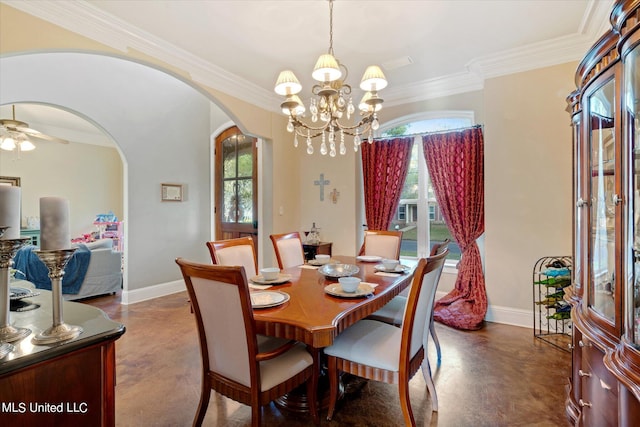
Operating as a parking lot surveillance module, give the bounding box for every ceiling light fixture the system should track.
[0,105,69,152]
[274,0,387,156]
[0,131,36,152]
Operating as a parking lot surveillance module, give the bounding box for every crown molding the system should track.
[383,72,485,108]
[2,0,278,111]
[3,0,614,111]
[466,33,595,80]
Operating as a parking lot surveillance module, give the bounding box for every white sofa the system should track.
[66,238,122,300]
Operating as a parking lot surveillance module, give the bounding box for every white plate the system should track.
[374,264,411,273]
[9,287,40,301]
[250,274,292,285]
[324,283,374,298]
[251,291,290,309]
[356,255,383,263]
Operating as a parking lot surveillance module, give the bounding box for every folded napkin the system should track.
[360,281,379,288]
[300,265,319,269]
[249,283,272,290]
[375,272,403,277]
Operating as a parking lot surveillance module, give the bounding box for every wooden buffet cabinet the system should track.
[0,289,125,425]
[566,1,640,425]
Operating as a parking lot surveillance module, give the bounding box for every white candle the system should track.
[0,186,21,240]
[40,197,71,250]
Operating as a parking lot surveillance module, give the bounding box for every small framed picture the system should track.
[0,176,21,187]
[161,183,183,202]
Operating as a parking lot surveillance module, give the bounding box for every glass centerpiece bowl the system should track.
[319,263,359,279]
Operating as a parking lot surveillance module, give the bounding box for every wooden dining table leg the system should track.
[274,347,344,412]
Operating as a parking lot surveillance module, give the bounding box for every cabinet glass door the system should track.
[588,78,616,323]
[625,43,640,348]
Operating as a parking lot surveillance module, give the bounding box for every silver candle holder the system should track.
[0,227,32,347]
[32,248,83,345]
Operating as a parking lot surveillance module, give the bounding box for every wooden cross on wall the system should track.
[314,173,330,201]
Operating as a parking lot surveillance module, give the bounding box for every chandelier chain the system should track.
[328,0,334,56]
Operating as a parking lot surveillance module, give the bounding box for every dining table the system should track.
[252,255,416,348]
[251,255,417,411]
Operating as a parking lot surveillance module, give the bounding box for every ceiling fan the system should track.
[0,105,69,151]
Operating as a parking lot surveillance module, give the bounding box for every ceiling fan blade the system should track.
[18,127,69,144]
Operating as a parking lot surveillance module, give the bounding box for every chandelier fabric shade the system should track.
[312,54,342,82]
[360,66,388,92]
[274,0,388,157]
[274,70,302,96]
[359,92,382,113]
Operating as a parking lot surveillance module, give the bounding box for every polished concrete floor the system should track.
[86,292,572,427]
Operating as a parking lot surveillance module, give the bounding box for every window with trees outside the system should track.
[381,112,474,262]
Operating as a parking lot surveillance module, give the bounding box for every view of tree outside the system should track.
[223,138,254,223]
[381,118,472,260]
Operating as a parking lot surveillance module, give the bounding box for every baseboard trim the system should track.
[435,291,532,330]
[120,286,533,329]
[121,279,185,305]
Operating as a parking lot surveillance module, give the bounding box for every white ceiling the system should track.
[0,0,615,144]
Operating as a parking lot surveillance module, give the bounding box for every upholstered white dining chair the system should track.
[175,258,319,427]
[360,230,403,260]
[368,239,450,364]
[270,232,305,269]
[324,250,448,425]
[206,236,258,277]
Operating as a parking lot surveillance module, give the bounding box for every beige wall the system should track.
[298,143,360,257]
[483,63,575,314]
[0,3,579,323]
[0,142,123,238]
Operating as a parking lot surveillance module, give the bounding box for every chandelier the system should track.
[273,0,387,156]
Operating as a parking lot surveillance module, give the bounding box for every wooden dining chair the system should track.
[206,236,258,278]
[360,229,403,259]
[269,232,305,269]
[175,258,319,427]
[368,239,450,364]
[325,249,448,425]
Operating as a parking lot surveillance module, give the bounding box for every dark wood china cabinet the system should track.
[566,1,640,425]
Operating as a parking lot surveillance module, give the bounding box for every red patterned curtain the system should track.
[422,126,486,330]
[361,136,414,231]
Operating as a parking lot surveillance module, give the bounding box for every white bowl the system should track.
[338,276,361,293]
[381,259,399,271]
[315,254,331,265]
[260,267,280,281]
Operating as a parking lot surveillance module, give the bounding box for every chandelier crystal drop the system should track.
[274,0,387,156]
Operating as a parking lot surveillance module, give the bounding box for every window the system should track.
[381,112,474,261]
[398,205,406,221]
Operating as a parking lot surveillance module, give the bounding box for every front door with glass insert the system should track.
[215,126,258,242]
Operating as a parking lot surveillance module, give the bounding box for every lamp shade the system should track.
[359,92,382,112]
[0,136,16,151]
[274,70,302,96]
[19,139,36,151]
[360,65,388,91]
[281,95,306,116]
[312,54,342,82]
